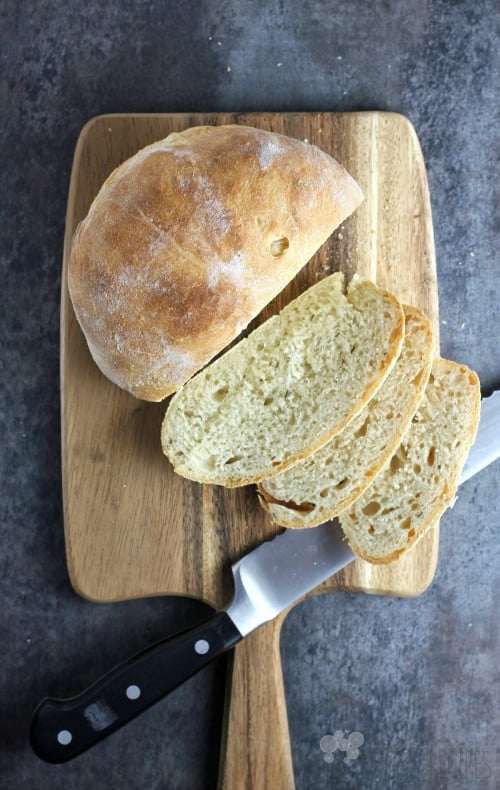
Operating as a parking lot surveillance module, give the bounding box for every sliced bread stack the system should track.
[258,305,435,527]
[161,273,405,485]
[161,272,481,565]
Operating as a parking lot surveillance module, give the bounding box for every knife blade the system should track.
[460,389,500,483]
[30,389,500,763]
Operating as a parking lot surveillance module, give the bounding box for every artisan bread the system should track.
[161,273,405,486]
[259,305,434,527]
[339,358,481,563]
[68,124,363,401]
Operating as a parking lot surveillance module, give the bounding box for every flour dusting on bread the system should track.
[257,137,284,170]
[68,124,364,400]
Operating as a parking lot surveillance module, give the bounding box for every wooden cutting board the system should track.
[61,112,439,789]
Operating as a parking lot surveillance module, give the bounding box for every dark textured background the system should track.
[1,1,498,788]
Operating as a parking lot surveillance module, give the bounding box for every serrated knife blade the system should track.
[227,519,353,636]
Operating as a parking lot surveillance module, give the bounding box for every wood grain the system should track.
[61,112,439,789]
[218,614,294,790]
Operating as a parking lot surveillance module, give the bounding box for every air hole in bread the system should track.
[263,492,315,513]
[354,417,369,438]
[270,237,289,257]
[224,455,243,465]
[400,517,412,530]
[263,396,274,406]
[413,463,421,474]
[334,477,349,490]
[362,501,381,516]
[407,528,416,539]
[427,447,436,466]
[213,387,229,402]
[368,525,375,535]
[390,454,404,474]
[319,488,330,499]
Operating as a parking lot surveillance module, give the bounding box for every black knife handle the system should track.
[30,611,241,763]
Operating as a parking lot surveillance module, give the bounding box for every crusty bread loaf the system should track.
[258,305,435,527]
[161,273,405,486]
[339,358,481,563]
[68,124,363,401]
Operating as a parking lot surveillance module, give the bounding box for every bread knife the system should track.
[30,389,500,763]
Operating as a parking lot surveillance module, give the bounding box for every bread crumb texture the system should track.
[68,124,363,401]
[259,305,435,527]
[161,273,404,486]
[339,358,481,563]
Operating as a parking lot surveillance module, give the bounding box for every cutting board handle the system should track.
[218,613,295,790]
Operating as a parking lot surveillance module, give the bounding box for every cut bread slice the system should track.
[161,273,405,486]
[339,358,481,563]
[258,305,435,527]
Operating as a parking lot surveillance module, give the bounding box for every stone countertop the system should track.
[1,2,498,788]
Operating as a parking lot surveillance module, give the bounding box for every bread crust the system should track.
[68,124,363,401]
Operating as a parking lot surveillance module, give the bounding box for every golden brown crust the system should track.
[68,124,363,400]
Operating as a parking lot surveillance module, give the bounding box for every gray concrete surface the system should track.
[0,1,498,788]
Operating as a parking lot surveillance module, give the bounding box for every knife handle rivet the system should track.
[57,729,72,746]
[126,685,141,700]
[194,639,210,655]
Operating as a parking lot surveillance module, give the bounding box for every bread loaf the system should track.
[338,358,481,563]
[258,305,434,527]
[161,273,405,486]
[68,124,363,401]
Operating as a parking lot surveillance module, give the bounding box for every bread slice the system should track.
[339,358,481,563]
[68,124,363,401]
[258,305,435,527]
[161,273,405,486]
